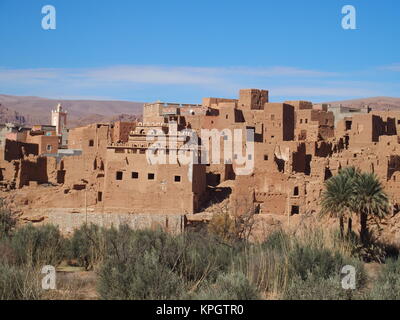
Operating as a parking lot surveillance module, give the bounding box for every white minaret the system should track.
[51,103,67,135]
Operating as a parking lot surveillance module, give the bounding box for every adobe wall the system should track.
[45,209,184,235]
[26,134,59,155]
[102,148,206,214]
[3,139,38,161]
[68,124,111,157]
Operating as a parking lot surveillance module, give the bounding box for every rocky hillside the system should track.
[0,94,143,128]
[324,97,400,111]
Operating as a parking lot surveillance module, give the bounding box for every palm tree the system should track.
[338,167,361,234]
[352,172,390,245]
[320,170,355,238]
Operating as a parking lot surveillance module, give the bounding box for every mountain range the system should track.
[0,94,399,128]
[0,94,143,128]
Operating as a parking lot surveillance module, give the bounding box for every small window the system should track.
[293,186,299,196]
[271,114,275,120]
[223,135,228,141]
[300,119,303,124]
[97,192,103,202]
[226,115,228,119]
[248,154,252,160]
[89,140,94,147]
[148,173,155,180]
[291,206,300,215]
[305,119,308,124]
[47,145,52,151]
[264,155,268,161]
[132,172,139,179]
[174,175,181,182]
[116,171,123,180]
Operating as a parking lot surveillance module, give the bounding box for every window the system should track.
[293,186,299,196]
[46,145,52,151]
[264,155,268,161]
[132,172,139,179]
[174,175,181,182]
[98,192,103,202]
[305,119,308,124]
[271,114,275,120]
[89,139,94,147]
[248,154,252,160]
[148,173,155,180]
[226,115,228,119]
[116,171,123,180]
[291,206,300,215]
[300,119,303,124]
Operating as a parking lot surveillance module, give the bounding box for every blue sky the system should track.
[0,0,399,103]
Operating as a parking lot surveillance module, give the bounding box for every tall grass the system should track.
[2,217,399,300]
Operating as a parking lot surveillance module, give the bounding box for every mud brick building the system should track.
[1,89,400,225]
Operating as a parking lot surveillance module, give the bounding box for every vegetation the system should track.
[321,167,390,247]
[0,179,399,300]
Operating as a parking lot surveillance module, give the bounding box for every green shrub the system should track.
[11,224,66,267]
[98,249,185,300]
[191,271,260,300]
[284,273,355,300]
[287,244,345,281]
[369,258,400,299]
[67,223,106,270]
[0,204,16,239]
[176,232,236,283]
[0,263,41,300]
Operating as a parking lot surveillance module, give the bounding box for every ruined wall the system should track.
[68,124,112,157]
[102,148,206,214]
[3,139,38,161]
[112,121,136,143]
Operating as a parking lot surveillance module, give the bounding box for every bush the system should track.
[369,258,400,299]
[176,232,236,283]
[0,204,16,239]
[287,244,345,281]
[191,271,260,300]
[11,224,66,267]
[67,223,106,270]
[98,249,185,300]
[0,263,41,300]
[284,273,356,300]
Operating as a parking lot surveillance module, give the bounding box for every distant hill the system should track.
[0,94,144,128]
[1,94,400,129]
[324,97,400,111]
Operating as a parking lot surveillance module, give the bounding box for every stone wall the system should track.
[45,209,185,234]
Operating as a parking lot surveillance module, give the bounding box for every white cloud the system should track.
[378,63,400,72]
[0,64,396,101]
